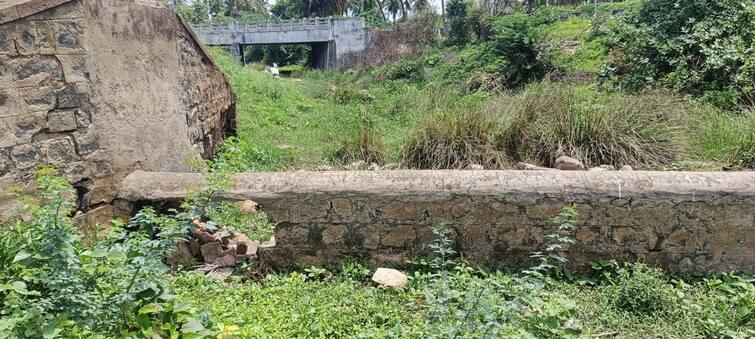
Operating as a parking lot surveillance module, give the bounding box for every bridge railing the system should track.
[192,17,333,34]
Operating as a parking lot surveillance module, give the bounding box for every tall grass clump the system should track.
[333,115,386,165]
[400,109,507,169]
[493,83,686,168]
[694,108,755,168]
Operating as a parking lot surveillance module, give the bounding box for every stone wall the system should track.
[118,170,755,274]
[0,0,236,223]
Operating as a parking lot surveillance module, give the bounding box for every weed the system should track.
[613,263,677,316]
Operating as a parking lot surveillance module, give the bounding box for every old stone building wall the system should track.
[0,0,236,223]
[119,170,755,274]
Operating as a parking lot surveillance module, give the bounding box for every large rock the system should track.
[371,268,408,288]
[554,156,586,171]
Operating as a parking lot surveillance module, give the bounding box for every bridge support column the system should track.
[309,41,336,69]
[229,44,242,63]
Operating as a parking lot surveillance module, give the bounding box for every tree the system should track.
[446,0,470,45]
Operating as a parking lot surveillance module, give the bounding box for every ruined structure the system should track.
[0,0,237,224]
[120,170,755,274]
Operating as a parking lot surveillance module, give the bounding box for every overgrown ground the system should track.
[210,43,754,172]
[2,2,755,338]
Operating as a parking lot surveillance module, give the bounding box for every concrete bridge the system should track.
[191,17,369,69]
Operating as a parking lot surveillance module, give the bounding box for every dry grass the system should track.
[492,83,687,168]
[400,109,508,169]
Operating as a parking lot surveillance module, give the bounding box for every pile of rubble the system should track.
[167,200,270,280]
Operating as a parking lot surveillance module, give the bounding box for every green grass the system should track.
[538,18,610,74]
[170,263,755,338]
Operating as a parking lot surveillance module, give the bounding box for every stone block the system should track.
[34,21,55,54]
[55,21,80,51]
[381,225,416,247]
[42,136,76,166]
[64,160,90,182]
[56,83,80,108]
[11,143,41,169]
[320,224,348,245]
[57,54,87,82]
[73,130,98,155]
[15,24,38,55]
[47,109,77,132]
[23,86,57,111]
[74,109,90,128]
[0,150,12,175]
[16,57,64,81]
[0,27,12,55]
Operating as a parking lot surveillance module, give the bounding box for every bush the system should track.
[489,14,548,88]
[378,57,427,83]
[400,109,506,169]
[603,0,755,109]
[613,263,677,316]
[493,83,685,168]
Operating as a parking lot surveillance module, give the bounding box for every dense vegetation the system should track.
[2,1,754,338]
[2,172,754,337]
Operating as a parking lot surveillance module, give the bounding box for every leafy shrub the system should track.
[434,14,547,89]
[613,263,677,316]
[603,0,755,109]
[493,83,685,168]
[401,109,506,169]
[378,57,427,83]
[0,168,211,337]
[489,14,549,88]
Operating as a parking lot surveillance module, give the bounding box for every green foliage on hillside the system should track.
[602,0,755,110]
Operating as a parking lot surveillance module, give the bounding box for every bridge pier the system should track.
[309,41,336,69]
[229,44,243,64]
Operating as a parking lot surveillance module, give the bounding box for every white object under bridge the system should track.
[191,17,369,69]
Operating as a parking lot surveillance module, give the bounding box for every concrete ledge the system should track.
[119,170,755,273]
[0,0,73,24]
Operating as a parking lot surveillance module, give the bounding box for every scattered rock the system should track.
[167,242,193,267]
[517,162,555,171]
[200,242,223,263]
[316,165,334,171]
[245,241,260,257]
[206,267,234,281]
[368,163,380,171]
[598,165,615,171]
[466,164,484,170]
[382,163,399,170]
[371,268,408,288]
[213,254,237,267]
[260,236,276,248]
[237,200,259,214]
[188,239,201,256]
[191,228,216,244]
[346,160,367,170]
[620,165,634,171]
[554,156,586,171]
